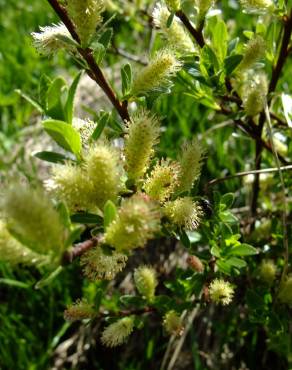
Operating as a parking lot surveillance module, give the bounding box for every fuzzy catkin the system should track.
[104,194,161,252]
[2,184,64,256]
[64,299,96,321]
[144,160,180,202]
[31,23,73,55]
[101,316,135,347]
[240,0,274,13]
[238,36,266,71]
[209,279,234,305]
[125,110,160,182]
[163,310,184,336]
[164,197,202,230]
[242,73,268,116]
[0,221,47,266]
[84,143,121,208]
[152,4,194,53]
[80,247,128,280]
[131,49,182,96]
[177,139,205,193]
[134,266,158,301]
[67,0,104,46]
[50,163,94,212]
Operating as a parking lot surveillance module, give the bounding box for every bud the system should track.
[67,0,105,46]
[259,260,276,286]
[144,160,180,202]
[2,184,64,256]
[209,279,234,305]
[239,36,266,71]
[80,246,128,280]
[131,49,182,96]
[177,139,205,193]
[164,0,181,12]
[0,221,46,266]
[104,194,161,252]
[152,5,194,53]
[32,23,74,55]
[164,197,202,230]
[278,276,292,305]
[101,316,134,347]
[84,143,121,209]
[240,0,274,13]
[125,110,160,182]
[187,255,204,272]
[242,73,268,116]
[134,266,158,301]
[163,310,184,336]
[64,299,96,321]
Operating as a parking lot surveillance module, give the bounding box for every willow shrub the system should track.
[1,0,292,368]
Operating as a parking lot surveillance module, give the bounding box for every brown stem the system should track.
[176,10,205,48]
[62,236,101,265]
[47,0,130,122]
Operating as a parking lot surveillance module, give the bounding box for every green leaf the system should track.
[43,119,81,156]
[71,212,103,224]
[15,89,44,113]
[219,210,238,224]
[221,193,235,209]
[224,54,243,75]
[119,295,145,308]
[91,112,110,140]
[121,63,132,96]
[65,71,83,124]
[65,226,84,247]
[230,243,258,256]
[98,28,113,49]
[93,43,106,64]
[178,229,191,248]
[227,256,247,268]
[46,77,67,120]
[34,151,69,164]
[104,200,117,229]
[35,266,63,289]
[55,34,80,48]
[211,245,221,258]
[211,18,228,63]
[56,202,71,229]
[0,278,30,289]
[166,12,175,28]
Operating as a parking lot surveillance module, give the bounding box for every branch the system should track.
[47,0,130,122]
[176,10,205,48]
[62,236,101,265]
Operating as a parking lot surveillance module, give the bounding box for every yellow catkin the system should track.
[144,160,180,202]
[125,110,160,182]
[80,247,128,280]
[152,5,194,53]
[134,266,158,301]
[163,310,184,336]
[209,279,234,305]
[131,49,182,96]
[31,23,73,55]
[2,184,64,256]
[64,299,96,321]
[238,36,266,71]
[164,197,202,230]
[104,194,161,252]
[67,0,105,46]
[177,139,205,193]
[242,73,268,116]
[101,317,134,347]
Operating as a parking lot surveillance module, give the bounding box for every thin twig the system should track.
[205,165,292,189]
[62,236,102,265]
[47,0,130,122]
[264,105,289,285]
[176,10,205,48]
